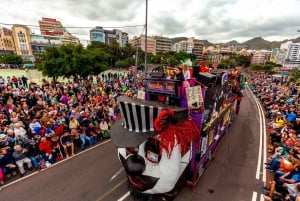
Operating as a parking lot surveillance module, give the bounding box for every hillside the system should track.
[242,37,272,50]
[171,37,213,47]
[171,36,300,50]
[241,36,300,50]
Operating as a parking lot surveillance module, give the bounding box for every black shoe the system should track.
[20,172,26,177]
[28,167,33,171]
[6,173,11,180]
[265,166,271,170]
[262,186,269,191]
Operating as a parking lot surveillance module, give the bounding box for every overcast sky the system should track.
[1,0,300,44]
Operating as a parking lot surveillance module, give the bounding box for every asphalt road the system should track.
[0,87,266,201]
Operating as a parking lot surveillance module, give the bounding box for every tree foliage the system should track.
[0,54,23,64]
[37,44,110,82]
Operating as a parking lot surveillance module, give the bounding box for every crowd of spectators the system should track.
[0,70,138,187]
[249,72,300,201]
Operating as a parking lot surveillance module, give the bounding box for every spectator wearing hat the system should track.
[0,133,14,151]
[12,144,32,177]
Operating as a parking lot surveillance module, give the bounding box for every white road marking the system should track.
[110,167,124,181]
[251,90,263,180]
[0,139,112,189]
[252,191,257,201]
[117,191,130,201]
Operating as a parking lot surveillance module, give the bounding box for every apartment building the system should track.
[172,38,193,53]
[31,34,62,53]
[172,37,205,63]
[39,17,79,45]
[192,38,205,62]
[39,17,65,36]
[61,32,80,45]
[284,42,300,68]
[153,36,172,53]
[251,50,272,64]
[11,24,33,60]
[0,27,16,54]
[101,29,128,47]
[275,49,287,66]
[130,35,156,54]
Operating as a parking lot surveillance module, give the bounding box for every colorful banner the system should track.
[186,85,204,109]
[146,80,177,95]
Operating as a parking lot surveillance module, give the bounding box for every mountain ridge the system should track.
[171,36,300,50]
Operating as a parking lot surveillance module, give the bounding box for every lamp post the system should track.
[135,42,139,71]
[144,0,148,74]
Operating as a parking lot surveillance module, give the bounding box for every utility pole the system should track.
[144,0,148,74]
[135,41,139,70]
[134,41,139,85]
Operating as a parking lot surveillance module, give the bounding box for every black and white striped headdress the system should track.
[110,96,189,147]
[119,98,163,133]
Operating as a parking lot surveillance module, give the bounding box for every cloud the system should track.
[1,0,300,43]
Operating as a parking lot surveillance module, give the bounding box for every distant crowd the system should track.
[249,72,300,201]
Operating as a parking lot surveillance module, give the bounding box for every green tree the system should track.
[1,54,23,65]
[37,46,63,83]
[231,54,251,67]
[115,60,130,68]
[290,68,300,79]
[289,68,300,84]
[38,44,110,82]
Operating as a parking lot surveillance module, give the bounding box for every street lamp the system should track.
[144,0,148,74]
[135,42,139,70]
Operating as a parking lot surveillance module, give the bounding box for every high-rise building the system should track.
[130,35,156,54]
[39,17,65,36]
[39,17,80,46]
[283,42,300,68]
[172,37,205,63]
[103,29,128,47]
[153,36,172,53]
[11,24,33,60]
[251,50,271,64]
[191,38,205,62]
[172,39,193,53]
[130,35,172,55]
[31,34,62,54]
[90,26,105,43]
[121,32,128,47]
[0,27,16,54]
[89,27,128,47]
